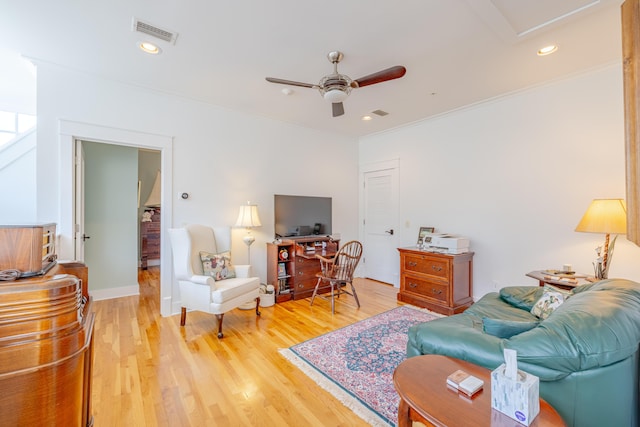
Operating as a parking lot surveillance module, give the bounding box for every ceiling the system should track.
[0,0,624,137]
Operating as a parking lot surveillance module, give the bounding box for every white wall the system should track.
[0,48,36,224]
[359,64,640,299]
[0,131,36,223]
[34,62,359,313]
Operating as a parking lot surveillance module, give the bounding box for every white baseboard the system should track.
[171,299,183,317]
[91,284,140,301]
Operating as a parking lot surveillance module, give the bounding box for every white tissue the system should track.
[504,348,518,380]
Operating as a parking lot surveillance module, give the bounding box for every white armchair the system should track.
[168,224,260,338]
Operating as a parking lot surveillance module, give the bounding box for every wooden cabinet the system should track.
[267,237,339,302]
[0,223,57,276]
[267,241,296,302]
[0,264,94,426]
[292,253,323,300]
[140,209,161,269]
[397,247,474,315]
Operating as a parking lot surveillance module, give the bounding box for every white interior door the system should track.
[363,165,399,286]
[81,141,139,292]
[74,139,86,260]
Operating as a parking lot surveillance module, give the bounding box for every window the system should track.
[0,110,36,147]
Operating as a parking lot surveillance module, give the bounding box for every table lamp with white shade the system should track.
[235,202,262,264]
[575,198,627,279]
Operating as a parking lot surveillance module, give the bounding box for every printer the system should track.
[422,233,470,254]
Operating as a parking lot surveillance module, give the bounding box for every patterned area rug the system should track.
[279,305,439,426]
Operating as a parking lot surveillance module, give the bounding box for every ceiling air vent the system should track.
[372,109,389,117]
[132,18,178,44]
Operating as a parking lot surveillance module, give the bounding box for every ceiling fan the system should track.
[266,51,406,117]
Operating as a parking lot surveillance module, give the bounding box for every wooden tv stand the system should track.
[267,236,339,302]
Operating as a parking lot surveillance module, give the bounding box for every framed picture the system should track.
[417,227,435,245]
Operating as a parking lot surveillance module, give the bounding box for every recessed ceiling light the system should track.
[281,88,293,96]
[537,45,558,56]
[139,41,161,55]
[362,115,373,121]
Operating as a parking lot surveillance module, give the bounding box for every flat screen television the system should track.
[274,194,332,238]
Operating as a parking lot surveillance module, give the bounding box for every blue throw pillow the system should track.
[482,317,539,339]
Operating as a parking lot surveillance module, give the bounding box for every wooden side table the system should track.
[525,270,594,290]
[393,355,566,427]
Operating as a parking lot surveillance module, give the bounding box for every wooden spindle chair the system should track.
[310,240,363,314]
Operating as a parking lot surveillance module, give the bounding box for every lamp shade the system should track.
[235,203,262,228]
[144,170,161,207]
[575,199,627,234]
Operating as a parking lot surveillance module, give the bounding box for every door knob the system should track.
[82,234,91,241]
[385,229,394,235]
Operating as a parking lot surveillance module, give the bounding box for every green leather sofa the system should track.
[406,278,640,427]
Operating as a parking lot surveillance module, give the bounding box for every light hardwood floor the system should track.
[91,267,404,426]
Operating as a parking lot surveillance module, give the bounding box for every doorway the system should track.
[59,120,174,316]
[76,142,161,296]
[138,149,162,269]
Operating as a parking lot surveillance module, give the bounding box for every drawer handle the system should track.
[408,282,418,288]
[431,265,442,272]
[431,288,442,295]
[408,261,418,267]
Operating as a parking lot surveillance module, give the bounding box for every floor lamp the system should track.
[235,202,262,264]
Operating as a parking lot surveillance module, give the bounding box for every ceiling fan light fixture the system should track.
[319,73,352,103]
[265,51,406,117]
[323,89,349,103]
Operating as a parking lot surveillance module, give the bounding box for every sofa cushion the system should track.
[200,251,236,280]
[482,317,539,338]
[211,276,259,304]
[500,286,544,311]
[530,285,572,319]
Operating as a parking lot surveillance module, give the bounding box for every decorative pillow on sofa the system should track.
[530,284,572,319]
[200,251,236,280]
[482,318,539,339]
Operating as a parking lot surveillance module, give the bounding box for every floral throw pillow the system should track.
[530,284,571,320]
[200,251,236,280]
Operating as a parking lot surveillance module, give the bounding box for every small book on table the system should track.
[446,369,484,396]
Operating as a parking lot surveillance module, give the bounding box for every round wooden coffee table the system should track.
[393,355,566,427]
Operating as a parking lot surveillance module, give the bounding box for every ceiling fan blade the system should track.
[265,77,316,89]
[332,102,345,117]
[351,66,407,88]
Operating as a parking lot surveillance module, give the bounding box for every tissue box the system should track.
[491,364,540,426]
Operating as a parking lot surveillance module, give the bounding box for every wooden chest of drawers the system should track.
[141,220,160,269]
[293,255,321,299]
[397,247,474,315]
